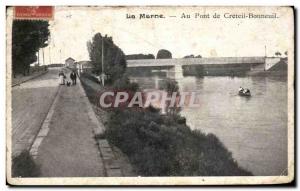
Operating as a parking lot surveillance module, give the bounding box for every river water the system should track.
[129,75,287,176]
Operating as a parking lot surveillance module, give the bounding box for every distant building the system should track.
[77,61,93,73]
[65,57,76,68]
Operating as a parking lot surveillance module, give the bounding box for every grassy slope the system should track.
[80,75,252,176]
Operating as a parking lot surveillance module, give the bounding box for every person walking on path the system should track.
[70,71,77,85]
[58,70,66,85]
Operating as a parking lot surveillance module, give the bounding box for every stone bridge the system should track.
[127,57,282,79]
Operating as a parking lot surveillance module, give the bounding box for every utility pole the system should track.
[49,46,51,65]
[264,45,267,58]
[48,36,51,65]
[37,31,40,66]
[59,49,62,65]
[101,37,105,86]
[37,49,40,66]
[42,48,45,65]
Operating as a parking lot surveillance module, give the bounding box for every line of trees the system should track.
[87,33,127,84]
[12,20,50,77]
[125,49,173,60]
[125,54,155,60]
[183,54,202,58]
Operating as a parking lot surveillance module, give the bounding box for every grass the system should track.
[12,150,40,177]
[105,108,252,176]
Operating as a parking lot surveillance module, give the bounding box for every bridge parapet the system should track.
[127,57,265,67]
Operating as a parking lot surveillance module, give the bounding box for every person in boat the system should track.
[243,88,250,94]
[239,87,244,93]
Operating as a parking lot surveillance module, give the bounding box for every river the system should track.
[129,75,287,176]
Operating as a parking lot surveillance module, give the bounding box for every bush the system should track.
[105,108,252,176]
[112,75,139,92]
[80,72,99,84]
[12,150,40,177]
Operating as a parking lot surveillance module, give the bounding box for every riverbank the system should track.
[80,73,252,176]
[80,74,136,176]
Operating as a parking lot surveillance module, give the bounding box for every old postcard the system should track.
[6,6,294,185]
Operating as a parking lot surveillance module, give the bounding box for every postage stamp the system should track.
[14,6,53,20]
[6,6,294,186]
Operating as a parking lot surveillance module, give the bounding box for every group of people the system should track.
[58,70,77,86]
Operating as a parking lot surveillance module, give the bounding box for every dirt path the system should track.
[35,70,105,177]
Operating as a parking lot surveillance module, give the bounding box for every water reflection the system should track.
[129,74,287,176]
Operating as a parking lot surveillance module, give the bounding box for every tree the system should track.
[12,20,50,76]
[87,33,127,84]
[156,49,172,59]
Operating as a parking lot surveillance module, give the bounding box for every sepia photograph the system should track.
[6,6,294,185]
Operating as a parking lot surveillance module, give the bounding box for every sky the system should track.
[39,6,293,64]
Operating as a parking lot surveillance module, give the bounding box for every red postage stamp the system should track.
[14,6,53,20]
